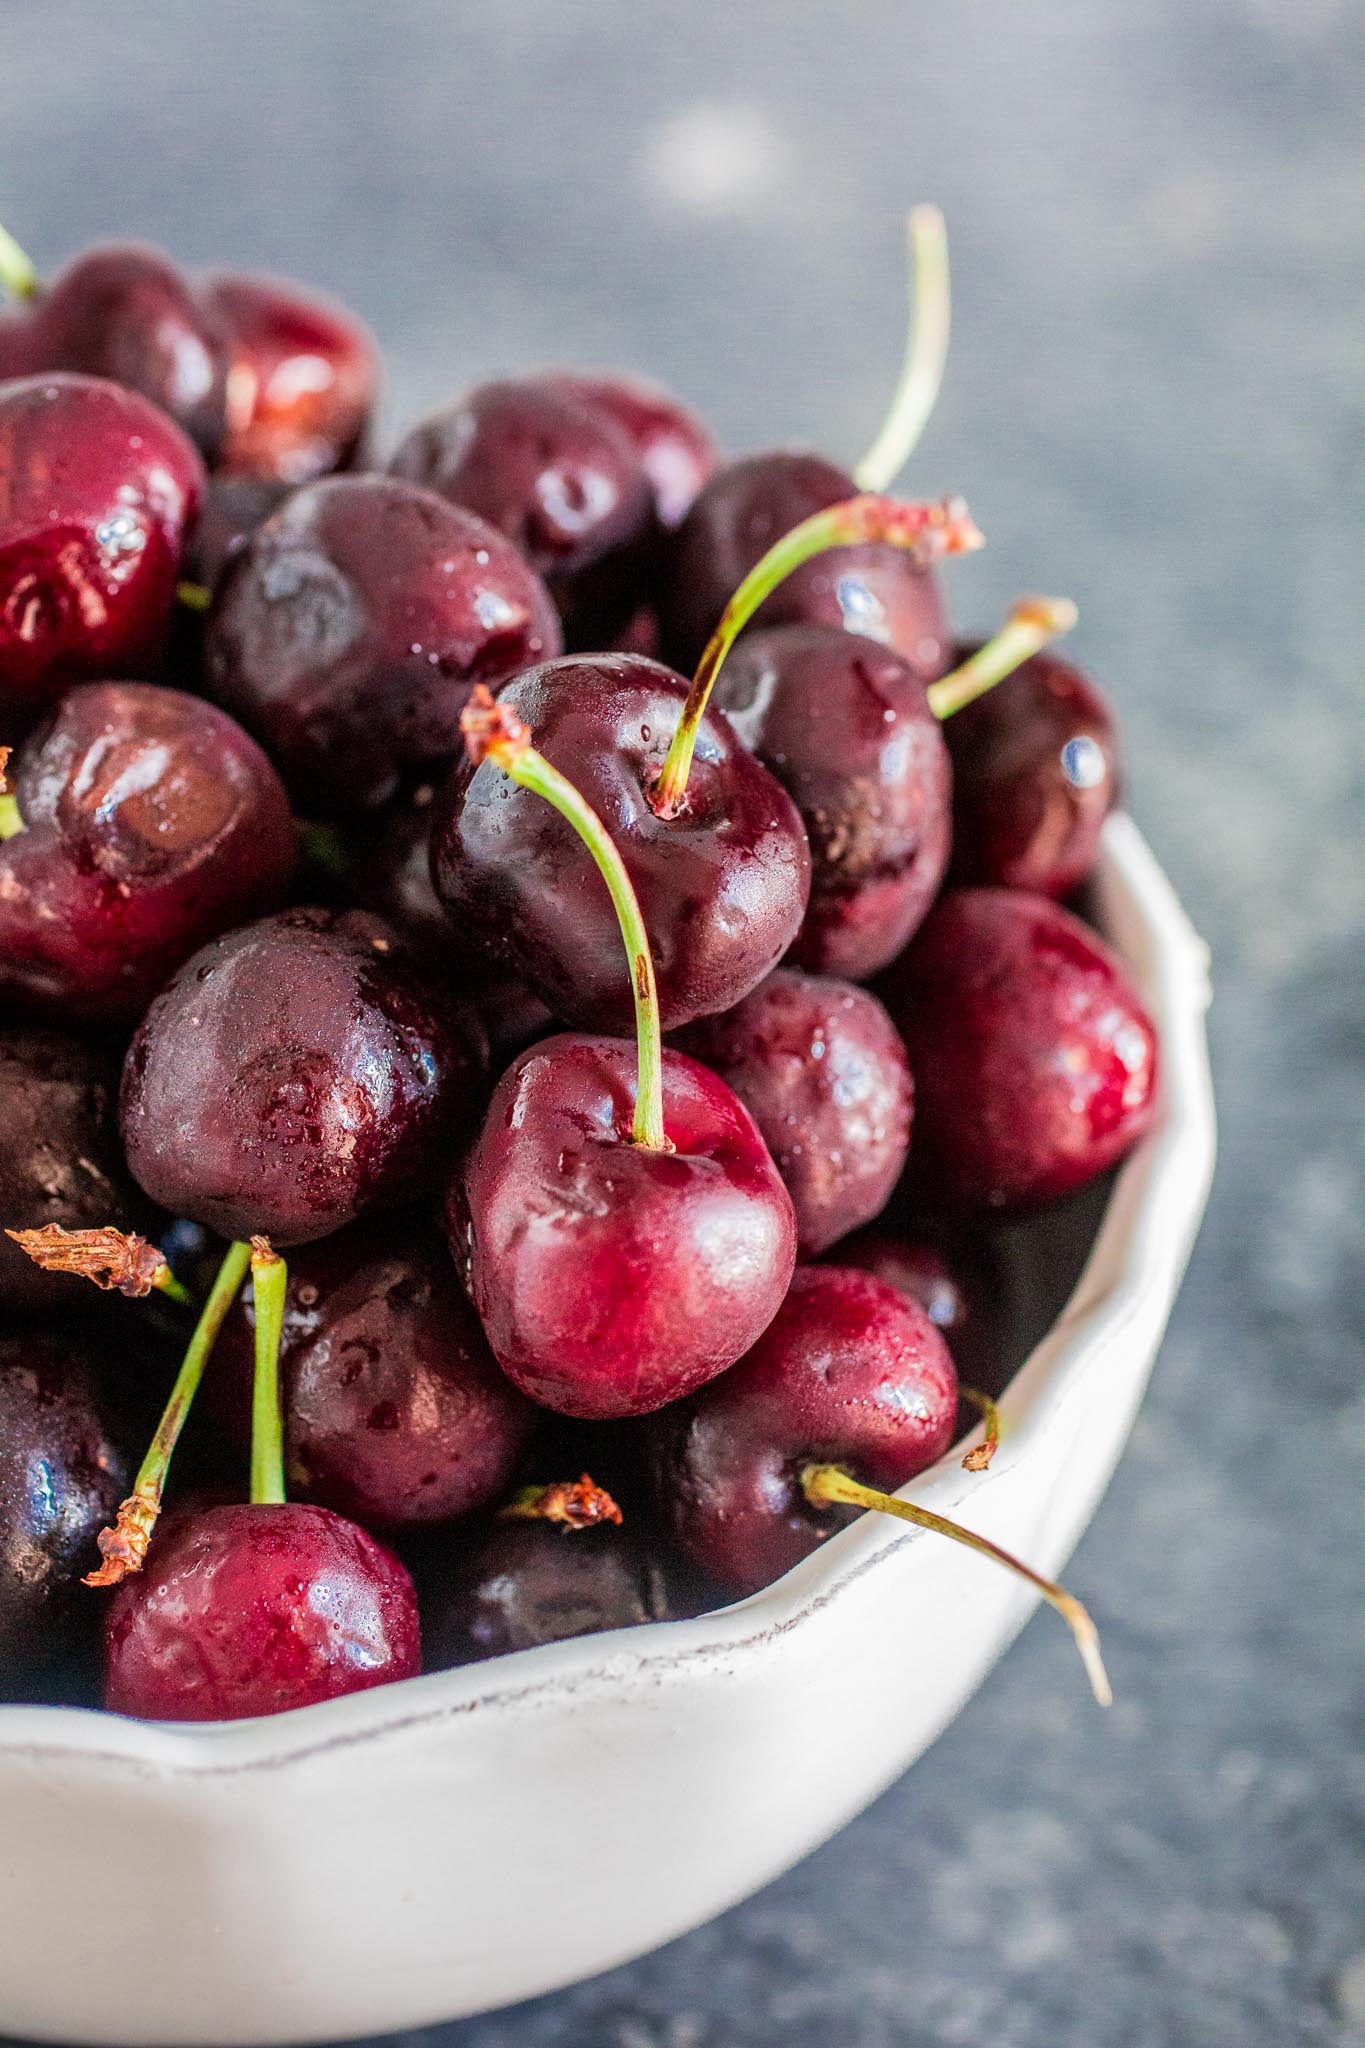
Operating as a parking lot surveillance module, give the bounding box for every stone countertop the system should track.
[4,0,1362,2042]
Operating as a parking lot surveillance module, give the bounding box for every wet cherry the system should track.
[183,472,294,589]
[200,268,378,483]
[678,968,913,1256]
[546,371,719,529]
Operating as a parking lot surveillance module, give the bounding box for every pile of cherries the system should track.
[0,210,1152,1723]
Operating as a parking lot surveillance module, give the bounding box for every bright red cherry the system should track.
[678,968,913,1256]
[121,907,486,1246]
[101,1501,420,1721]
[0,375,204,723]
[0,682,296,1023]
[879,888,1159,1209]
[945,643,1120,896]
[200,269,378,484]
[429,654,811,1034]
[546,371,719,529]
[711,621,952,976]
[204,475,561,814]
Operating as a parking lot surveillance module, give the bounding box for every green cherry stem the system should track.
[176,580,212,613]
[801,1462,1111,1706]
[0,746,21,842]
[853,205,951,494]
[0,220,39,302]
[927,595,1079,720]
[461,686,667,1151]
[248,1237,289,1507]
[652,491,984,819]
[85,1240,253,1586]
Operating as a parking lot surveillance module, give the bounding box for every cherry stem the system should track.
[461,686,667,1151]
[653,493,984,818]
[957,1385,1001,1471]
[0,746,21,842]
[852,205,951,494]
[0,221,38,302]
[801,1462,1111,1706]
[248,1238,288,1507]
[498,1474,624,1530]
[927,595,1079,720]
[5,1223,191,1305]
[85,1239,252,1587]
[176,580,212,612]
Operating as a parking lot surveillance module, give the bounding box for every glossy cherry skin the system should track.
[713,622,953,977]
[184,472,294,588]
[102,1502,420,1721]
[205,475,562,814]
[199,269,378,484]
[417,1517,672,1668]
[834,1226,1004,1392]
[0,1027,158,1312]
[0,682,296,1024]
[945,644,1120,897]
[0,375,204,723]
[546,372,719,529]
[649,1264,958,1596]
[878,889,1159,1209]
[678,969,913,1256]
[0,1330,133,1683]
[660,451,949,678]
[430,655,811,1034]
[214,1229,535,1530]
[451,1034,797,1418]
[33,244,229,458]
[389,377,655,645]
[121,907,486,1246]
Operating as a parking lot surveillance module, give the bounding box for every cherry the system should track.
[0,1027,158,1312]
[388,377,655,645]
[648,1264,958,1595]
[213,1228,536,1529]
[945,642,1120,897]
[545,371,719,529]
[0,1329,133,1684]
[102,1499,420,1720]
[878,888,1159,1209]
[0,311,38,380]
[677,968,913,1256]
[120,907,486,1246]
[0,375,204,724]
[430,655,811,1033]
[418,1514,672,1668]
[33,243,230,458]
[183,472,294,588]
[834,1224,1007,1395]
[199,268,378,483]
[710,622,952,977]
[0,682,296,1024]
[204,474,562,814]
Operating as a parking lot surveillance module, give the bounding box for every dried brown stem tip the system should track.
[0,745,10,792]
[958,1384,1002,1471]
[460,683,531,770]
[499,1473,624,1530]
[841,491,985,562]
[249,1234,282,1268]
[83,1485,158,1587]
[6,1223,169,1298]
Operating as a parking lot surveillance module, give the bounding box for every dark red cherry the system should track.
[204,475,562,815]
[121,907,486,1246]
[34,244,229,458]
[878,889,1159,1209]
[417,1516,672,1668]
[102,1501,420,1721]
[712,621,952,977]
[0,375,204,723]
[183,472,293,588]
[0,682,296,1023]
[546,372,719,529]
[388,377,655,645]
[214,1229,535,1530]
[834,1225,1005,1393]
[945,644,1120,897]
[660,452,949,679]
[648,1263,957,1595]
[0,1329,133,1683]
[0,1027,158,1312]
[452,1033,797,1418]
[199,269,378,484]
[0,311,39,380]
[429,655,811,1034]
[677,969,912,1256]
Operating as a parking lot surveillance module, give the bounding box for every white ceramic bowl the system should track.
[0,814,1214,2048]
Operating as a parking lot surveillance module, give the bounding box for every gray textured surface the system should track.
[3,0,1363,2042]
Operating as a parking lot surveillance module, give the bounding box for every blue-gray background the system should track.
[3,1,1363,2043]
